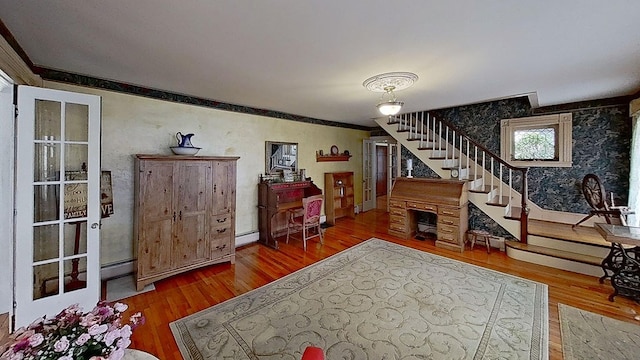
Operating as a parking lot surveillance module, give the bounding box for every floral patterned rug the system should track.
[170,238,548,359]
[559,304,640,360]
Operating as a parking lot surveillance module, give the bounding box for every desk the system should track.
[258,180,322,249]
[389,178,468,252]
[595,223,640,301]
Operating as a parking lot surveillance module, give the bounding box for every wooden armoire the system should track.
[134,155,239,291]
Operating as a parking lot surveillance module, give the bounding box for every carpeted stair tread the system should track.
[506,241,602,266]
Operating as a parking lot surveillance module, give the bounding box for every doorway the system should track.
[362,136,398,213]
[376,144,388,210]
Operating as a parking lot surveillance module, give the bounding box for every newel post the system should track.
[520,167,529,244]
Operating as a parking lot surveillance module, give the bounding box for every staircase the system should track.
[376,112,607,277]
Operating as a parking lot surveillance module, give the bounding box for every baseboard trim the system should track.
[101,232,263,280]
[235,231,259,247]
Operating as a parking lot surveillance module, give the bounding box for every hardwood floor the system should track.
[121,209,640,359]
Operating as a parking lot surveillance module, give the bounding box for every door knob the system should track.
[91,223,99,229]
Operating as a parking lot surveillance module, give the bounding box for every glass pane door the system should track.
[362,139,375,212]
[15,86,101,328]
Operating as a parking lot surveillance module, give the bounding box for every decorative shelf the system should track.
[316,154,352,162]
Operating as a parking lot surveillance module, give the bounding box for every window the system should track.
[501,113,572,167]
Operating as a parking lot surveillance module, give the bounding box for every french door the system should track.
[387,143,399,211]
[14,86,101,328]
[362,139,375,212]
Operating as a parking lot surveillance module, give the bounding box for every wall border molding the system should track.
[39,69,372,131]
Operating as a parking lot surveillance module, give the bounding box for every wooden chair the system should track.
[287,195,324,251]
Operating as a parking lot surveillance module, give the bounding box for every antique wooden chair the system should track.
[287,195,324,251]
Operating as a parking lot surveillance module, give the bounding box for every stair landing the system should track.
[528,219,608,247]
[506,220,609,277]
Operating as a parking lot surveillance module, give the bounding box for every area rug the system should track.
[559,303,640,360]
[170,238,548,359]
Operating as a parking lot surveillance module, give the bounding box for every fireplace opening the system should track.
[415,212,437,240]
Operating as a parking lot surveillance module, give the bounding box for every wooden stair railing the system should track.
[389,111,530,244]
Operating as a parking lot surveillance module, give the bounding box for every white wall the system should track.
[45,81,369,266]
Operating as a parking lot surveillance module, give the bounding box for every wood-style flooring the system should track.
[120,209,640,360]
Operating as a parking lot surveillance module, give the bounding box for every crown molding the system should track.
[0,21,41,86]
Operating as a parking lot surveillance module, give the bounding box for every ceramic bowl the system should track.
[170,146,201,155]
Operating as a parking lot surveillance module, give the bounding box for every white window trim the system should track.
[500,113,572,167]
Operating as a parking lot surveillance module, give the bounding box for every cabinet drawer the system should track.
[389,208,405,217]
[389,215,406,226]
[437,231,459,243]
[389,199,405,209]
[437,224,459,243]
[211,235,232,258]
[407,202,437,212]
[212,214,232,227]
[211,224,232,238]
[438,215,459,227]
[438,207,460,217]
[389,223,406,233]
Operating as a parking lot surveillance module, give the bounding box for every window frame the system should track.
[500,113,572,167]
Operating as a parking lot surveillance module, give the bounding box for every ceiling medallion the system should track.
[363,72,418,116]
[362,72,419,93]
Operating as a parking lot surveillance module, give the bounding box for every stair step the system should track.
[486,195,510,207]
[505,207,521,219]
[469,185,494,194]
[505,241,602,267]
[387,120,400,125]
[528,219,609,247]
[417,146,435,150]
[429,156,459,160]
[407,137,434,142]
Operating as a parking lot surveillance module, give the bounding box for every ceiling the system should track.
[1,1,640,128]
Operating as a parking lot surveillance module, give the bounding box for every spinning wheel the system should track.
[573,174,631,228]
[582,174,607,211]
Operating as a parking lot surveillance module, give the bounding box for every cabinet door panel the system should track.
[141,161,174,220]
[139,219,173,277]
[174,161,211,268]
[138,161,174,276]
[211,160,236,214]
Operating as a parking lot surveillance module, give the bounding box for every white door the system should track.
[387,143,400,211]
[362,139,376,212]
[15,86,101,328]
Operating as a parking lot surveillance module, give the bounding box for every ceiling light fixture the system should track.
[377,86,403,116]
[363,72,418,116]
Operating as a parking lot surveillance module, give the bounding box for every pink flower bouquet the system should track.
[1,301,144,360]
